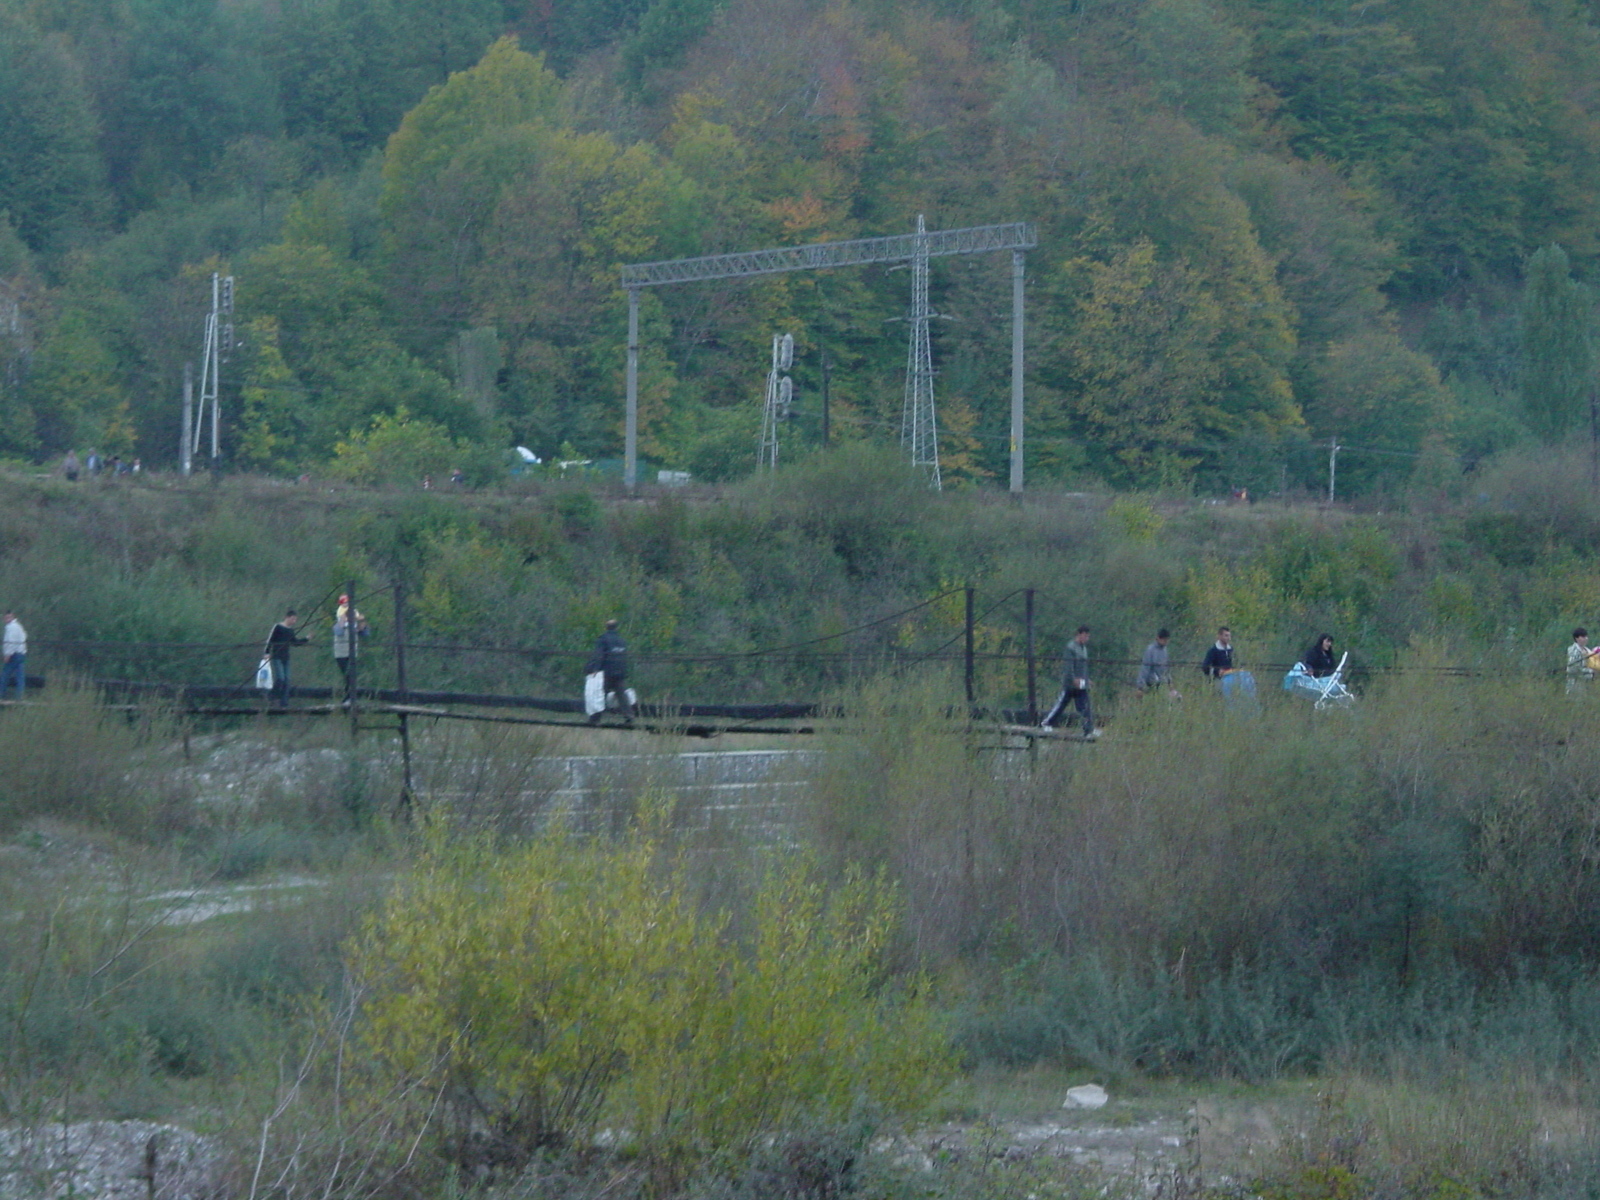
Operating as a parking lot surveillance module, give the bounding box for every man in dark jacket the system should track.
[587,618,634,725]
[266,609,309,709]
[1200,626,1234,678]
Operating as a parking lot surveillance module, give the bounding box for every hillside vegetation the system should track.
[4,0,1600,492]
[8,444,1600,700]
[1,467,1600,1194]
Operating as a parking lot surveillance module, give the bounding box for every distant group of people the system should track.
[1040,625,1343,739]
[419,469,467,491]
[61,451,140,481]
[254,598,639,724]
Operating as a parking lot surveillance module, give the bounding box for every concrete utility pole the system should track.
[1327,436,1341,505]
[193,273,232,470]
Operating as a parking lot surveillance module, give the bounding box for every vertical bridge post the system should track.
[1010,249,1026,494]
[625,287,640,489]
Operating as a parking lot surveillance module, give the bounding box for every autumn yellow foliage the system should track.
[346,819,953,1181]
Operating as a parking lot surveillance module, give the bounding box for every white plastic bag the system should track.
[255,657,274,690]
[584,671,605,716]
[605,687,638,710]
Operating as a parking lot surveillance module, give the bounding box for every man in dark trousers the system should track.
[587,618,634,726]
[266,609,309,709]
[1041,625,1098,740]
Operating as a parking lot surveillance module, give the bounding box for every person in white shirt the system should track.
[2,612,26,699]
[1568,627,1595,696]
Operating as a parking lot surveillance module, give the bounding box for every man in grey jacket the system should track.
[1041,625,1098,739]
[1136,629,1179,699]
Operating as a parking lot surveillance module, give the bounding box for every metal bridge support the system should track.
[626,287,640,489]
[1010,250,1026,495]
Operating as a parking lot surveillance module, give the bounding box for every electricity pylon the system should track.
[759,333,793,471]
[900,215,941,491]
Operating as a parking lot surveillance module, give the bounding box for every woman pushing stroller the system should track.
[1304,633,1337,678]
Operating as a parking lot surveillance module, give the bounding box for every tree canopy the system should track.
[1,0,1597,492]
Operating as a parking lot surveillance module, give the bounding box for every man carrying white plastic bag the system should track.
[584,618,636,726]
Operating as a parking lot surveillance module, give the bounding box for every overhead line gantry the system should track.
[620,220,1038,491]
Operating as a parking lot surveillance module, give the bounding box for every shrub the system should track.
[330,409,499,488]
[346,820,953,1187]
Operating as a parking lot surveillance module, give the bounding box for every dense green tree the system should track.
[0,226,37,455]
[1243,8,1442,171]
[273,0,505,169]
[240,241,480,463]
[620,0,723,96]
[379,37,562,351]
[1302,325,1446,490]
[1519,244,1595,442]
[0,8,105,251]
[94,0,278,214]
[235,315,305,473]
[473,130,693,454]
[1039,239,1219,487]
[512,0,654,69]
[21,276,140,456]
[1135,0,1252,136]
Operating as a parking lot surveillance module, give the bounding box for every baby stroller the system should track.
[1282,651,1356,710]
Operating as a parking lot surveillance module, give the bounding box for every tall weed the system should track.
[814,645,1600,1080]
[0,676,185,837]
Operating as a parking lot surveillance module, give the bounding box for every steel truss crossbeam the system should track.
[621,222,1037,288]
[621,222,1037,491]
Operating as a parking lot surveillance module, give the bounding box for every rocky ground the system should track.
[0,1122,221,1200]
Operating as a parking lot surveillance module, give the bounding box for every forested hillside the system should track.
[4,0,1600,494]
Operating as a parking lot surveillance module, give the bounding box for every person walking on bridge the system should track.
[265,609,308,709]
[2,611,26,700]
[587,618,635,726]
[1041,625,1098,740]
[332,595,368,708]
[1136,628,1178,699]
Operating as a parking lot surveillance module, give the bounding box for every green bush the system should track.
[330,409,502,488]
[346,819,954,1187]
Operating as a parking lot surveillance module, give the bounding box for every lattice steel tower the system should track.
[759,333,793,471]
[901,215,940,490]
